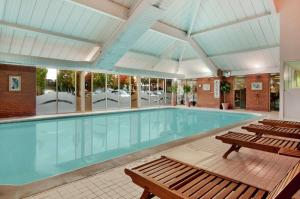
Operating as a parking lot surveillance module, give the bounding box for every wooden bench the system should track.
[259,119,300,129]
[125,156,300,199]
[215,132,300,159]
[242,124,300,140]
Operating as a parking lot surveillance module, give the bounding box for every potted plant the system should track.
[170,84,178,106]
[183,84,191,106]
[220,80,231,110]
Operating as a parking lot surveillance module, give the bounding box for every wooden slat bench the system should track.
[215,132,300,159]
[125,156,300,199]
[242,124,300,140]
[259,119,300,129]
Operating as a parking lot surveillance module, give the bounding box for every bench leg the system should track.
[223,145,241,159]
[235,146,241,152]
[140,189,154,199]
[255,132,263,138]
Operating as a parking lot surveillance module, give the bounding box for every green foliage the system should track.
[93,73,106,88]
[107,74,118,90]
[183,84,191,94]
[57,70,75,92]
[170,84,178,93]
[220,80,231,103]
[36,68,48,95]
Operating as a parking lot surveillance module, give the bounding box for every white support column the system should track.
[93,0,176,70]
[188,37,218,76]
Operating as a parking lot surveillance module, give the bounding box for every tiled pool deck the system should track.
[18,110,299,199]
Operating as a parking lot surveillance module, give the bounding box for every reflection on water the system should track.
[0,109,255,185]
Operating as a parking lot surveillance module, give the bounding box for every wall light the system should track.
[254,64,261,68]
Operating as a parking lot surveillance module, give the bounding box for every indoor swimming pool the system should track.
[0,108,257,185]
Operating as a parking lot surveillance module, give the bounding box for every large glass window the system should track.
[150,78,158,106]
[107,74,119,109]
[36,68,57,115]
[57,70,76,113]
[166,79,172,105]
[140,77,150,107]
[177,80,184,105]
[93,73,106,111]
[158,79,165,105]
[119,75,130,109]
[85,72,92,112]
[284,61,300,90]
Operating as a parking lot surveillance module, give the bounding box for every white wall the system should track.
[280,0,300,120]
[283,89,300,120]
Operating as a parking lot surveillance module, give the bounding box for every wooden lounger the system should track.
[259,119,300,129]
[242,124,300,140]
[125,156,300,199]
[215,132,300,159]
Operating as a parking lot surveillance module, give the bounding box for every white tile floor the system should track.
[26,111,299,199]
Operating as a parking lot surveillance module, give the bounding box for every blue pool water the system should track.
[0,108,256,185]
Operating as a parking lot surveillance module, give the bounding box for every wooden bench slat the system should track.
[253,190,267,199]
[214,182,239,199]
[189,177,223,199]
[141,159,173,174]
[159,166,192,184]
[134,157,167,171]
[182,175,216,197]
[154,165,187,181]
[225,184,248,199]
[165,168,198,188]
[200,180,230,199]
[171,170,204,190]
[239,186,257,199]
[176,173,209,193]
[148,162,182,178]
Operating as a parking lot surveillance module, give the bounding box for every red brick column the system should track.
[0,64,36,118]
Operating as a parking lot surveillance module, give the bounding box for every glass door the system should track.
[85,72,92,112]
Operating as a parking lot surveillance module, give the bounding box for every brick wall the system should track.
[0,64,36,118]
[196,77,221,108]
[245,74,270,112]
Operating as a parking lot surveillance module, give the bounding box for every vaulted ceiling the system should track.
[0,0,280,78]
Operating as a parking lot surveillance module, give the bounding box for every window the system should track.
[166,79,172,105]
[140,77,150,107]
[57,70,76,113]
[93,73,106,111]
[158,79,165,105]
[36,68,57,115]
[119,75,131,109]
[107,74,119,109]
[284,61,300,90]
[150,78,158,106]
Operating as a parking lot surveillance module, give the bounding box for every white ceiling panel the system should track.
[160,0,195,31]
[193,14,279,57]
[0,26,97,61]
[0,0,122,43]
[211,47,279,71]
[131,30,176,57]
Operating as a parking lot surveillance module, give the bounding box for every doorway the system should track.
[234,77,246,109]
[270,74,280,111]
